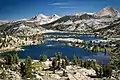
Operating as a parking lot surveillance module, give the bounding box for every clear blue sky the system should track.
[0,0,120,20]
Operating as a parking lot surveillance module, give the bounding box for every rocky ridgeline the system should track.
[0,7,120,35]
[41,7,120,32]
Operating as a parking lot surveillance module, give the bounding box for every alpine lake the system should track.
[1,32,110,64]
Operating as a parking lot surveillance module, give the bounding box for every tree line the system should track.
[3,52,112,79]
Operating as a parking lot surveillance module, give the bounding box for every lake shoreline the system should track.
[0,40,44,54]
[0,32,111,65]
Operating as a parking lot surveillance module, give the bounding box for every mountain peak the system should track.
[52,14,59,17]
[37,13,48,18]
[50,14,60,19]
[95,7,119,17]
[30,13,60,25]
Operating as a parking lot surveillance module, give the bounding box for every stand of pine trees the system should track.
[3,52,113,79]
[5,54,19,65]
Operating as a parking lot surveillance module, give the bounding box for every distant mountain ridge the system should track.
[0,7,119,37]
[40,7,120,32]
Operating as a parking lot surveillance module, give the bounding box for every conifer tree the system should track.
[6,54,13,65]
[24,56,32,78]
[72,55,78,65]
[39,54,47,62]
[13,54,19,64]
[62,60,66,68]
[54,52,57,58]
[52,58,58,69]
[57,61,61,70]
[64,56,70,66]
[57,52,62,61]
[103,65,112,77]
[20,62,25,77]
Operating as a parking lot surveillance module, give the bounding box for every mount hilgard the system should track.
[0,7,120,37]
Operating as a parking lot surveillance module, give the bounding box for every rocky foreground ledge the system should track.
[0,60,100,80]
[0,53,118,80]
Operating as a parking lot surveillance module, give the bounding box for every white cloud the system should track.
[59,6,78,9]
[48,2,77,9]
[48,2,68,6]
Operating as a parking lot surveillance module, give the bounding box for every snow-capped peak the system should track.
[31,13,48,20]
[52,14,60,18]
[49,14,60,19]
[29,13,60,25]
[37,14,48,19]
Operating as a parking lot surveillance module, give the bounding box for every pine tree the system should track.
[79,60,83,67]
[5,54,19,65]
[52,58,58,69]
[25,56,32,66]
[54,52,57,58]
[57,52,62,61]
[84,61,89,68]
[77,56,82,66]
[92,45,98,53]
[57,61,61,70]
[72,55,78,65]
[103,65,112,77]
[99,67,102,77]
[62,60,66,68]
[53,70,56,74]
[54,52,62,61]
[20,62,25,77]
[6,54,13,65]
[16,55,19,64]
[24,56,32,78]
[94,67,99,77]
[39,54,47,62]
[82,40,86,45]
[64,56,70,66]
[13,54,19,64]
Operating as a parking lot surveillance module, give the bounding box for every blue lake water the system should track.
[18,33,109,64]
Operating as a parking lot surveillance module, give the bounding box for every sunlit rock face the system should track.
[95,7,119,17]
[30,14,60,25]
